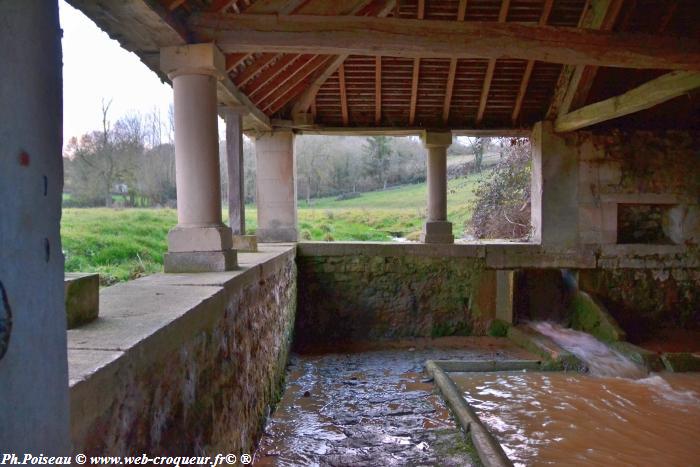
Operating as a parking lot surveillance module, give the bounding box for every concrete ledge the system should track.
[425,361,513,467]
[507,325,584,371]
[485,244,597,269]
[164,249,237,273]
[661,352,700,372]
[297,241,486,258]
[68,245,297,455]
[65,273,99,329]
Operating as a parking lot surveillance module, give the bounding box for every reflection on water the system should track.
[453,371,700,466]
[531,322,647,378]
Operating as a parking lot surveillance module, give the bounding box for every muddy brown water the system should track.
[253,337,534,466]
[452,371,700,466]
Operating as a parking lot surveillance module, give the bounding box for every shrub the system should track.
[469,138,532,240]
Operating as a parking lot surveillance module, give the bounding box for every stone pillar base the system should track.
[420,221,454,244]
[164,249,237,273]
[257,227,298,243]
[232,235,258,252]
[167,225,233,252]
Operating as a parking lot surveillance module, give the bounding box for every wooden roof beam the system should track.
[339,62,349,125]
[477,0,510,125]
[511,0,553,124]
[225,52,249,72]
[409,0,424,126]
[249,55,310,104]
[375,56,382,125]
[555,71,700,132]
[233,53,279,88]
[546,0,623,119]
[290,0,397,118]
[189,13,700,70]
[560,0,624,114]
[442,0,468,124]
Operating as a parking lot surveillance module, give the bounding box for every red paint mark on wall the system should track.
[19,151,30,166]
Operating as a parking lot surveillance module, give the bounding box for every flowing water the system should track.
[453,371,700,466]
[452,323,700,466]
[531,321,647,378]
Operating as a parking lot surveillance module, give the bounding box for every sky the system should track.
[59,0,173,145]
[59,1,230,148]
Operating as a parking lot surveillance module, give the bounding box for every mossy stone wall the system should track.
[295,253,496,349]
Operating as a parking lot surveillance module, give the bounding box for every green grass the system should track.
[62,208,175,284]
[61,173,483,283]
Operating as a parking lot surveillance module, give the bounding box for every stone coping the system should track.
[67,244,296,389]
[298,241,698,269]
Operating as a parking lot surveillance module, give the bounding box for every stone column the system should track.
[0,0,70,453]
[161,44,235,272]
[224,107,257,252]
[420,131,454,243]
[531,121,579,248]
[255,130,298,242]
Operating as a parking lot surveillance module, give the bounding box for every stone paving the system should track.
[253,337,533,466]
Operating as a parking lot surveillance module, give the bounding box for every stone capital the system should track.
[421,131,453,148]
[160,43,225,80]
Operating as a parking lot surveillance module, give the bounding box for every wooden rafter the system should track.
[290,0,396,117]
[190,13,700,70]
[476,0,510,124]
[547,0,622,119]
[208,0,237,13]
[442,0,467,124]
[267,57,334,114]
[166,0,187,11]
[244,54,297,94]
[339,63,349,125]
[511,0,553,123]
[409,0,424,126]
[261,55,331,113]
[375,56,382,125]
[561,0,624,114]
[233,53,278,87]
[251,55,311,104]
[225,52,249,72]
[555,71,700,132]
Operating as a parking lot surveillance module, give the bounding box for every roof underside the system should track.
[67,0,700,133]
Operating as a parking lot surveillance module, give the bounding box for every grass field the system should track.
[62,173,483,283]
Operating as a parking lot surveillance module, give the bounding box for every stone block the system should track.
[168,224,233,252]
[164,249,237,273]
[232,235,258,252]
[65,273,99,329]
[420,221,454,244]
[257,226,298,243]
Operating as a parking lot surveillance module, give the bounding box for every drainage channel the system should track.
[253,337,535,466]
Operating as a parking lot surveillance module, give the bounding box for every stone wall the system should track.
[576,130,700,245]
[295,243,496,349]
[573,130,700,339]
[69,247,296,457]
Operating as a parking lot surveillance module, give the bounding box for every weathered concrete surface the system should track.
[65,273,99,329]
[531,121,579,248]
[0,0,70,454]
[296,247,497,348]
[569,290,626,342]
[256,338,534,466]
[68,246,296,456]
[661,352,700,372]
